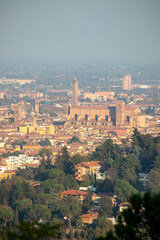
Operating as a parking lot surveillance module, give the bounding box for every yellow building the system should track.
[34,125,54,135]
[23,142,41,151]
[19,125,54,135]
[75,161,101,181]
[14,145,21,151]
[19,125,35,134]
[0,126,18,133]
[0,170,16,180]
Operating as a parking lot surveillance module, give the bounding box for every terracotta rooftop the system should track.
[81,211,99,218]
[20,163,39,168]
[62,190,88,196]
[3,170,17,173]
[119,202,130,206]
[24,142,40,147]
[76,161,101,168]
[0,162,7,166]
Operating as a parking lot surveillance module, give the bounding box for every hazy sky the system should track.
[0,0,160,63]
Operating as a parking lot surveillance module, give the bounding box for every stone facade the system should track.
[66,78,145,128]
[66,101,145,128]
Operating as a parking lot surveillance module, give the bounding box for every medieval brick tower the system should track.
[72,78,78,106]
[116,101,126,126]
[35,99,39,116]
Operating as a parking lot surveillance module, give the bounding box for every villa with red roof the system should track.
[75,161,101,181]
[81,211,99,225]
[62,189,88,203]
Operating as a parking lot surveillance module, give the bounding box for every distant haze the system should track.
[0,0,160,63]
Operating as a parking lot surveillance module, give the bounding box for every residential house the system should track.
[23,142,41,151]
[62,190,88,203]
[6,154,40,170]
[0,169,16,180]
[81,211,99,225]
[75,161,101,181]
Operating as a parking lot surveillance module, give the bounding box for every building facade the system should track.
[123,74,132,90]
[67,102,145,128]
[66,78,145,128]
[75,161,101,181]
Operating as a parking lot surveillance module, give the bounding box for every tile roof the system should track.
[62,190,88,196]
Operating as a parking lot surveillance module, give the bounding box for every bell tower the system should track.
[72,78,78,106]
[35,99,39,116]
[116,101,125,126]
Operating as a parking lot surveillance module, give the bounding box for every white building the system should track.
[96,172,106,180]
[6,154,40,170]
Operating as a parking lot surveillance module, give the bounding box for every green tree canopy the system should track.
[69,136,80,144]
[95,177,114,193]
[60,196,81,229]
[131,129,156,172]
[38,138,51,147]
[16,167,35,181]
[24,204,51,222]
[0,221,62,240]
[44,168,65,181]
[71,154,89,165]
[99,196,113,217]
[38,148,53,170]
[14,199,33,212]
[114,179,139,203]
[92,139,117,164]
[10,181,33,206]
[118,154,141,184]
[0,176,26,205]
[97,192,160,240]
[41,179,64,194]
[54,146,74,174]
[148,169,160,193]
[94,217,114,239]
[0,205,14,227]
[34,193,52,205]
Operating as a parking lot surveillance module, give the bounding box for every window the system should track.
[85,114,88,121]
[95,115,98,121]
[105,115,109,122]
[75,114,78,121]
